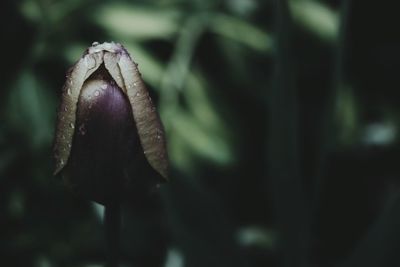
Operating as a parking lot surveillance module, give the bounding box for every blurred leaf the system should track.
[209,14,272,52]
[164,248,184,267]
[185,72,227,129]
[19,0,41,23]
[34,256,52,267]
[236,226,278,249]
[170,110,233,170]
[5,71,56,149]
[94,4,181,40]
[226,0,258,17]
[159,14,207,106]
[21,0,95,27]
[361,121,397,146]
[335,85,360,145]
[289,0,338,42]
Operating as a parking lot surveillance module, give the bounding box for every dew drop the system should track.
[135,92,140,97]
[101,84,107,90]
[70,123,75,129]
[79,124,86,135]
[94,90,100,97]
[67,88,72,95]
[133,82,138,86]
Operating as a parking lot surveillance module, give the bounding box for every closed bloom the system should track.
[53,42,168,204]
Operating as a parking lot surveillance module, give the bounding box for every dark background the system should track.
[1,0,400,266]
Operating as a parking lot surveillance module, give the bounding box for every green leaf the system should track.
[5,71,56,149]
[289,0,338,42]
[94,4,181,40]
[209,14,272,52]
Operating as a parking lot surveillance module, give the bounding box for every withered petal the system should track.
[118,51,169,180]
[103,52,125,92]
[54,51,104,174]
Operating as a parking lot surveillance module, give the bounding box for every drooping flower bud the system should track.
[53,42,168,204]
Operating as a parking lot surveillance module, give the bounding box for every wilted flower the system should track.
[53,42,168,204]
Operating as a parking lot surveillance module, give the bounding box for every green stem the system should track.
[104,202,121,267]
[268,1,310,266]
[313,0,351,214]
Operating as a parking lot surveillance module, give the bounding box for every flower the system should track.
[53,42,168,204]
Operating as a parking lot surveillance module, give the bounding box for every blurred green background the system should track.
[1,0,400,266]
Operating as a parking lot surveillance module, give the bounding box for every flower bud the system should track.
[53,42,168,204]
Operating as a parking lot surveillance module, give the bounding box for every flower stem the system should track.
[104,201,121,267]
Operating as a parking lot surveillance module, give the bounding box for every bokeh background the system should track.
[1,0,400,266]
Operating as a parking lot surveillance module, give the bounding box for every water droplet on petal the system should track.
[79,124,86,135]
[135,92,140,97]
[133,82,137,86]
[94,90,100,97]
[67,88,72,95]
[70,123,75,129]
[101,84,107,90]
